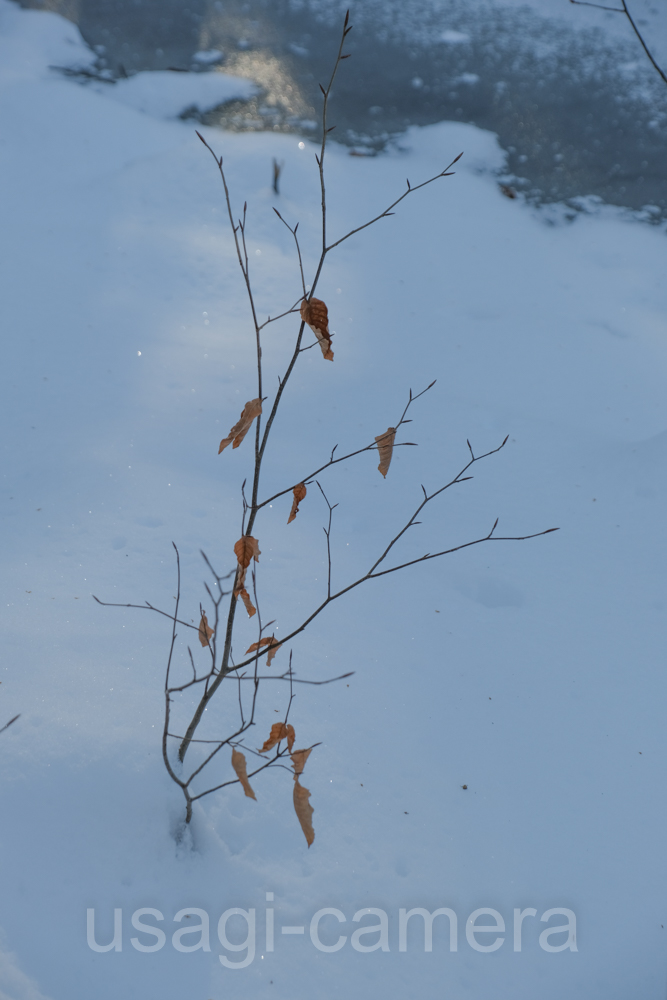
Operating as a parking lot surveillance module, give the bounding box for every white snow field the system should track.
[90,71,256,120]
[1,1,667,998]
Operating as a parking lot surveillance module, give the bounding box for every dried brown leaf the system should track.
[233,536,261,602]
[245,634,281,665]
[218,398,262,453]
[198,611,214,647]
[234,565,248,598]
[287,483,307,524]
[234,535,261,570]
[375,426,396,478]
[246,636,273,655]
[231,748,256,800]
[266,638,281,666]
[301,297,333,361]
[238,587,257,618]
[258,721,289,753]
[290,747,312,775]
[293,778,315,847]
[286,724,296,752]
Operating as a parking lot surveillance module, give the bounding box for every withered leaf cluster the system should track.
[245,634,281,666]
[258,721,295,753]
[232,722,315,846]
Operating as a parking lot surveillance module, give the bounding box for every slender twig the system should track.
[197,439,558,678]
[316,481,337,599]
[189,747,291,803]
[273,210,307,299]
[325,155,462,253]
[257,303,301,332]
[570,0,667,85]
[92,595,201,632]
[284,652,295,725]
[217,522,558,677]
[367,435,507,575]
[160,544,193,823]
[195,132,265,500]
[254,383,432,512]
[319,12,351,254]
[256,442,418,510]
[0,715,19,736]
[187,646,197,682]
[570,0,624,10]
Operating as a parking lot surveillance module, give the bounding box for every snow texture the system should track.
[1,2,667,998]
[95,70,256,120]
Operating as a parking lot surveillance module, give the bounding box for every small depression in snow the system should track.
[456,574,525,609]
[135,516,164,528]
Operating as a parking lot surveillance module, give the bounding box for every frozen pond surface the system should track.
[21,0,667,214]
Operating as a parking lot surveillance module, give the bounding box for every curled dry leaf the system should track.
[234,536,261,570]
[287,483,307,524]
[259,721,289,753]
[290,747,312,776]
[231,748,256,800]
[245,635,281,665]
[293,778,315,847]
[238,588,256,618]
[375,426,396,478]
[198,611,214,647]
[218,398,262,453]
[286,723,296,752]
[301,297,333,361]
[233,536,261,612]
[266,639,281,666]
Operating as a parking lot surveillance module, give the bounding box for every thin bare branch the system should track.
[216,439,558,677]
[368,435,509,576]
[570,0,623,8]
[161,545,189,816]
[325,154,463,253]
[570,0,667,85]
[257,303,301,332]
[316,481,337,599]
[255,383,433,511]
[273,209,308,299]
[0,715,19,736]
[92,595,200,633]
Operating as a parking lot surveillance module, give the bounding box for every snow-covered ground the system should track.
[2,2,667,998]
[90,70,256,120]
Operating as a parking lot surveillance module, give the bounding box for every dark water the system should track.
[22,0,667,216]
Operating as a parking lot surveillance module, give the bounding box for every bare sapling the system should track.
[95,11,557,844]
